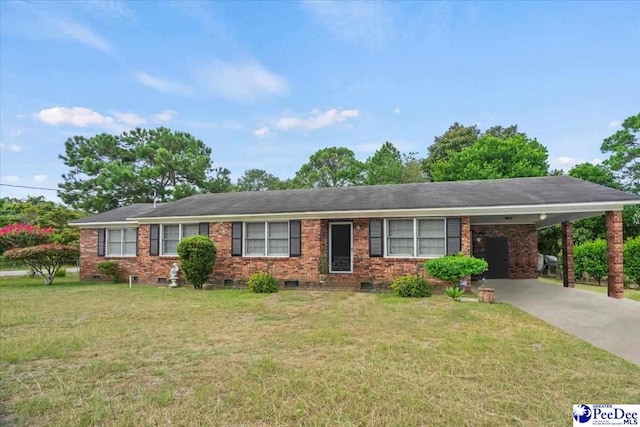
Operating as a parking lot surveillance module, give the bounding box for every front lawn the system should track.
[1,276,639,426]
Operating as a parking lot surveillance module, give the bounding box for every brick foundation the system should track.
[606,211,624,299]
[471,224,538,279]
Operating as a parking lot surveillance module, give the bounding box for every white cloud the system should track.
[304,1,392,46]
[36,107,115,127]
[2,176,21,184]
[608,120,621,128]
[113,112,147,126]
[0,143,23,153]
[253,126,274,138]
[33,175,48,183]
[393,108,400,114]
[153,110,177,122]
[56,20,114,52]
[134,72,195,96]
[276,108,359,132]
[196,61,289,102]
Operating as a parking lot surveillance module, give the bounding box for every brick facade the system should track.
[79,217,474,291]
[471,224,538,279]
[561,221,575,288]
[606,210,624,299]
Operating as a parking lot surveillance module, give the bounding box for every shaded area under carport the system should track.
[474,279,640,366]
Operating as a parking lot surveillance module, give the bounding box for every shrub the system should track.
[624,236,640,284]
[97,261,121,283]
[177,235,217,289]
[3,244,78,285]
[389,275,431,298]
[424,254,488,286]
[444,286,465,301]
[247,272,279,293]
[55,267,66,278]
[574,239,608,284]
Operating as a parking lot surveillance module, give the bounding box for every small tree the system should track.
[574,239,608,284]
[177,235,217,289]
[0,223,53,253]
[624,236,640,284]
[3,244,79,285]
[424,254,488,288]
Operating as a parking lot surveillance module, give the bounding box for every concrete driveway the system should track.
[477,279,640,366]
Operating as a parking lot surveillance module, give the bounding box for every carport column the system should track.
[606,211,624,299]
[561,221,575,288]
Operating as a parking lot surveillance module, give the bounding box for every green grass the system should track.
[539,277,640,302]
[1,276,639,426]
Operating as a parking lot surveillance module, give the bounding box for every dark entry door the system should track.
[485,237,509,279]
[330,223,352,273]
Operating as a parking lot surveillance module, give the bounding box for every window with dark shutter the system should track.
[149,224,160,256]
[446,218,461,255]
[369,219,383,257]
[97,228,106,257]
[290,220,301,257]
[199,222,209,236]
[231,222,242,256]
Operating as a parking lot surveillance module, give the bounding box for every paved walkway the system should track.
[476,279,640,366]
[0,267,78,277]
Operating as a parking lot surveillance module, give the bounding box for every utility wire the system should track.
[0,183,59,192]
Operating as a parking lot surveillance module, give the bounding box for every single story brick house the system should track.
[70,176,640,298]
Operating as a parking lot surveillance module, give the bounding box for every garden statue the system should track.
[169,263,179,288]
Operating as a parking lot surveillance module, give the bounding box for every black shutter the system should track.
[149,224,160,256]
[97,229,106,257]
[135,227,139,256]
[446,218,461,255]
[231,222,242,256]
[199,222,209,236]
[290,220,301,257]
[369,219,383,257]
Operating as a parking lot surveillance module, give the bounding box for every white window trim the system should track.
[384,218,448,259]
[243,221,290,258]
[105,228,137,257]
[160,223,200,256]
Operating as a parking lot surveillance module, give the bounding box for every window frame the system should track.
[242,221,290,257]
[105,228,137,257]
[384,218,448,259]
[160,223,201,256]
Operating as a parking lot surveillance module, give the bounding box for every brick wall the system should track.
[79,216,472,291]
[471,224,538,279]
[79,229,139,282]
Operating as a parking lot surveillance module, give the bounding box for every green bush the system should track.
[55,267,66,277]
[177,236,217,289]
[389,275,431,298]
[574,239,608,284]
[444,286,464,301]
[247,272,279,293]
[624,236,640,284]
[424,254,488,286]
[97,261,120,283]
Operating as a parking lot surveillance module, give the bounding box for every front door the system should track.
[329,222,352,273]
[484,237,509,279]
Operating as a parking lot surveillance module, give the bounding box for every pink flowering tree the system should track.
[3,244,79,285]
[0,223,54,253]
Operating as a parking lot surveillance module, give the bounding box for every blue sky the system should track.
[1,0,639,202]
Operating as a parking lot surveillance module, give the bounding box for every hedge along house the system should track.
[70,176,640,298]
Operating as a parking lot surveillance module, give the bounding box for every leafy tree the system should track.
[364,142,404,185]
[3,244,79,285]
[430,134,549,182]
[0,223,53,253]
[401,152,429,183]
[294,147,364,187]
[177,235,217,289]
[58,127,228,213]
[601,113,640,194]
[624,236,640,284]
[423,122,480,179]
[574,239,608,284]
[236,169,283,192]
[483,124,526,140]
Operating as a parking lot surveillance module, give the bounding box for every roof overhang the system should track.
[69,221,140,228]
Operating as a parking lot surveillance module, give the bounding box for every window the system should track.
[244,221,289,256]
[106,228,137,256]
[161,224,200,255]
[385,218,447,258]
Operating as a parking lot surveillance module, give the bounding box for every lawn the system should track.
[538,277,640,302]
[1,276,639,426]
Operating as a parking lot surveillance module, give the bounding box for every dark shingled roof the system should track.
[70,203,160,224]
[124,176,640,219]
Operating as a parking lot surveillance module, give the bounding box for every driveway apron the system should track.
[479,279,640,366]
